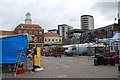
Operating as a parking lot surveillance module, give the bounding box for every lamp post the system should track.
[118,19,120,71]
[118,1,120,71]
[34,40,36,48]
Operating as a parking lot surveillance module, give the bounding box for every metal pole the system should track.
[118,1,120,71]
[34,40,36,48]
[118,19,120,71]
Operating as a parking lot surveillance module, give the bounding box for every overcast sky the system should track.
[0,0,119,32]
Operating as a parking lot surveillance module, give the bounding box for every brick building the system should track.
[0,31,14,37]
[80,23,118,43]
[14,12,44,46]
[0,12,44,46]
[14,24,44,45]
[1,12,44,47]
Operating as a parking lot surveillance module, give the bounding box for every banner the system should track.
[80,33,98,39]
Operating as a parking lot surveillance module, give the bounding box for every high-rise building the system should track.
[58,24,73,39]
[81,15,94,30]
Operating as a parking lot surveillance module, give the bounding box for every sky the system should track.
[0,0,119,32]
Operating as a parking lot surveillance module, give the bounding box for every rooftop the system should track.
[81,15,93,18]
[48,29,58,31]
[16,24,42,29]
[0,31,14,35]
[44,33,61,37]
[26,12,31,15]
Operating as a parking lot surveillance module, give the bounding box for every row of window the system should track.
[34,37,42,42]
[44,39,62,42]
[20,26,41,29]
[82,30,108,36]
[31,37,62,42]
[18,30,43,35]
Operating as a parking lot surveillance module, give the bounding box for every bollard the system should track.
[33,47,44,71]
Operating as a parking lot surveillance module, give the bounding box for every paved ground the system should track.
[2,56,119,78]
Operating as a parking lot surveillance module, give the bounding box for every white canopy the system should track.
[111,33,120,40]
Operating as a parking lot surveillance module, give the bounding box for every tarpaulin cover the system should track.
[0,35,28,66]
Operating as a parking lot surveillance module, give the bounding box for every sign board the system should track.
[80,33,98,39]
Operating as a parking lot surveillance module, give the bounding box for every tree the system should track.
[70,35,80,44]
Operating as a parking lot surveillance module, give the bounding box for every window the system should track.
[52,39,54,42]
[27,26,30,28]
[88,33,91,35]
[34,37,37,41]
[45,39,47,42]
[101,29,105,32]
[21,26,24,28]
[18,30,22,33]
[24,31,27,33]
[56,39,58,42]
[34,31,37,35]
[94,31,97,33]
[72,47,76,50]
[62,33,64,37]
[37,27,39,29]
[59,39,61,42]
[29,31,32,35]
[39,37,42,42]
[39,32,42,35]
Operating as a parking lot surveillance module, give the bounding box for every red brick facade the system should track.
[0,31,14,35]
[14,24,44,44]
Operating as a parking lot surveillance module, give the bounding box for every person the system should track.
[27,48,33,59]
[33,47,37,55]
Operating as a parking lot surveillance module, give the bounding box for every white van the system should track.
[64,45,88,56]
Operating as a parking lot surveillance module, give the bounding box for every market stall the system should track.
[93,40,119,66]
[0,33,33,73]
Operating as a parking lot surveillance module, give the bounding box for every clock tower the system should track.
[25,12,32,24]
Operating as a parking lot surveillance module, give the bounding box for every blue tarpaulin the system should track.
[0,34,28,66]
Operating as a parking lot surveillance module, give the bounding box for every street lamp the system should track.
[34,39,36,48]
[118,1,120,71]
